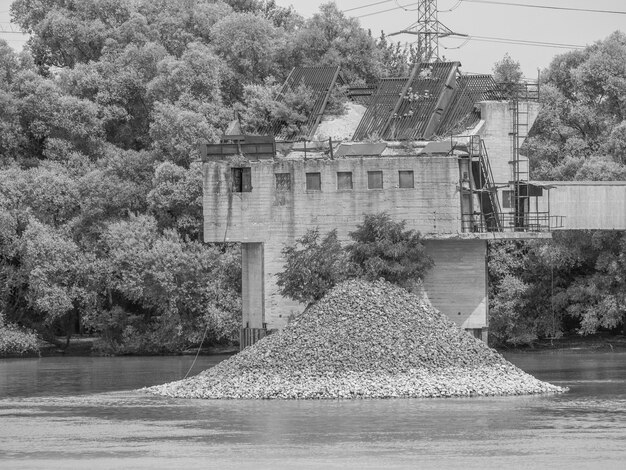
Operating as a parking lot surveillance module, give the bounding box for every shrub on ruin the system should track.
[276,228,353,305]
[277,213,433,304]
[347,213,433,289]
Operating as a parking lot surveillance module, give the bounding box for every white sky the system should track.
[275,0,626,78]
[1,0,624,77]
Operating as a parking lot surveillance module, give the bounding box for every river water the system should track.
[1,351,625,469]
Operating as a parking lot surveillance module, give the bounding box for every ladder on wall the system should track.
[469,135,503,232]
[510,99,531,229]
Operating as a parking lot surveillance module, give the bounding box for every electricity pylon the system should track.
[388,0,466,63]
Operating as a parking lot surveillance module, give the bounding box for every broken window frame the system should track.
[367,170,383,190]
[398,170,414,189]
[232,167,252,192]
[306,172,321,191]
[275,173,291,191]
[336,171,353,190]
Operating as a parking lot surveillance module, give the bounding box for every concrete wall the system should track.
[536,182,626,230]
[203,155,462,243]
[477,100,540,214]
[423,239,488,332]
[241,243,264,328]
[204,155,462,328]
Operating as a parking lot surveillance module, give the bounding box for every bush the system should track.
[276,228,352,305]
[277,213,433,305]
[0,314,40,356]
[347,213,434,289]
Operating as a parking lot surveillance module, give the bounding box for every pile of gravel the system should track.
[146,279,566,399]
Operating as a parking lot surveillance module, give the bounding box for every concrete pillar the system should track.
[241,242,265,329]
[422,239,488,341]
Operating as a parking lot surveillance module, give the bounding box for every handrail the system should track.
[462,212,565,233]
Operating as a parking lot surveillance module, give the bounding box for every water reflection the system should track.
[1,352,626,469]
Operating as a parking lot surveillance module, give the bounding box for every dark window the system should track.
[306,172,321,191]
[399,170,414,188]
[337,172,353,190]
[232,167,252,192]
[368,171,383,189]
[275,173,291,191]
[502,190,513,209]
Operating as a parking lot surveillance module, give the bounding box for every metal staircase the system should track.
[469,135,503,232]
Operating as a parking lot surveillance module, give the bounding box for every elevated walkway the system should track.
[535,181,626,230]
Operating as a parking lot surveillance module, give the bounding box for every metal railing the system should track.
[461,212,565,233]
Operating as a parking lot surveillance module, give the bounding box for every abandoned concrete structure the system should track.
[200,63,621,349]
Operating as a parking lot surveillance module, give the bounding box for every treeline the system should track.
[1,0,625,352]
[0,0,417,353]
[489,32,626,346]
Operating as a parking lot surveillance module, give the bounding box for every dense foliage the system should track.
[0,0,416,353]
[489,33,626,346]
[277,213,433,305]
[0,313,40,356]
[2,0,625,351]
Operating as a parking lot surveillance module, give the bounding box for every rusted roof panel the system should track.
[264,66,342,140]
[434,74,503,137]
[352,62,462,141]
[388,61,460,140]
[351,77,408,141]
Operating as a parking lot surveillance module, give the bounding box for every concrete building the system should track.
[201,63,562,348]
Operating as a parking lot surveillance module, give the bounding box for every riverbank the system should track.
[4,333,625,359]
[502,333,626,353]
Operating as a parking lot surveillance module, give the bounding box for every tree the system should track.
[277,213,434,306]
[493,53,523,98]
[240,78,316,139]
[20,219,97,348]
[147,162,203,240]
[96,215,241,353]
[347,213,433,289]
[526,32,626,180]
[11,0,133,69]
[276,228,352,305]
[290,2,384,84]
[210,11,285,101]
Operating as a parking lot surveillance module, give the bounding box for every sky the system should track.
[1,0,624,77]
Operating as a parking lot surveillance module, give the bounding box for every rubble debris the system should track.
[146,279,566,399]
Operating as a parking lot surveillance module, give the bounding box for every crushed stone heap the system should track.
[147,279,566,399]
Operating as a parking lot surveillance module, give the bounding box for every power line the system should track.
[465,35,586,50]
[393,0,419,11]
[351,0,626,20]
[344,0,394,12]
[461,0,626,15]
[356,1,421,18]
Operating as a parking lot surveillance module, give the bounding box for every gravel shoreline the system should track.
[146,279,567,399]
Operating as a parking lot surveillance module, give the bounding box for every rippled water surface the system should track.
[1,351,626,469]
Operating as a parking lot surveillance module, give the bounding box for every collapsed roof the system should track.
[268,63,504,142]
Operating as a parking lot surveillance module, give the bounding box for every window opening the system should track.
[275,173,291,191]
[399,170,414,188]
[368,171,383,189]
[306,172,321,191]
[502,190,513,209]
[232,167,252,192]
[337,172,353,190]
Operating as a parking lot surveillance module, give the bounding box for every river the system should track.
[1,351,625,469]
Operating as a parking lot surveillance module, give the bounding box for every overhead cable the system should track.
[467,35,586,49]
[343,0,394,13]
[355,1,421,18]
[461,0,626,15]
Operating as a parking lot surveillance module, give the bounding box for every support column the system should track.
[422,239,489,342]
[241,242,267,349]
